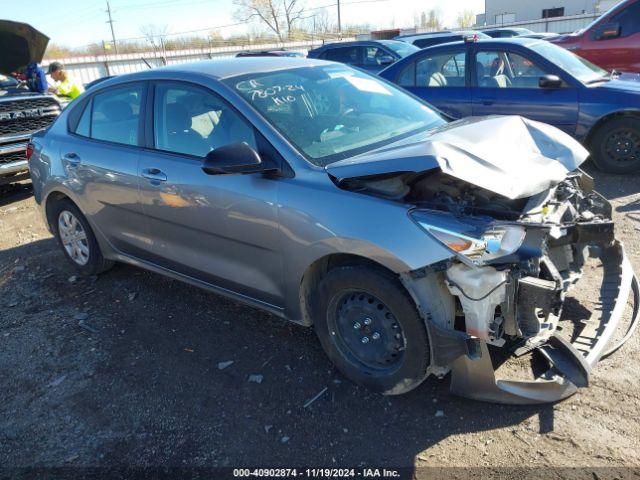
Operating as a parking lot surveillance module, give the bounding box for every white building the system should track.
[481,0,619,25]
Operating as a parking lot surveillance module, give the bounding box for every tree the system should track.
[420,11,427,28]
[234,0,305,41]
[140,24,169,56]
[457,9,476,28]
[424,9,442,31]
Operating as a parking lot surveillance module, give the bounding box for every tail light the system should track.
[25,142,34,160]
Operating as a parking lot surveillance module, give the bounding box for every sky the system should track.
[0,0,484,48]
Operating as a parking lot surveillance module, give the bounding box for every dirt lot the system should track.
[1,170,640,477]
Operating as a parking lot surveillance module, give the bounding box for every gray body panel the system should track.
[29,61,459,322]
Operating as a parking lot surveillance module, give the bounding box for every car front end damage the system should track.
[404,172,638,404]
[327,115,639,404]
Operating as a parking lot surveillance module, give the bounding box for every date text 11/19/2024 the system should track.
[232,468,402,478]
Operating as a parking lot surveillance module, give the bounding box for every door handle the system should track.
[62,152,81,164]
[478,98,495,106]
[141,167,167,182]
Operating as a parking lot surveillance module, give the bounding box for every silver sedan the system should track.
[28,58,639,404]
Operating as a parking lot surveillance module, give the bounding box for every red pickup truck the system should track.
[550,0,640,73]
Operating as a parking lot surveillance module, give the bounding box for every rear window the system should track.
[414,36,460,48]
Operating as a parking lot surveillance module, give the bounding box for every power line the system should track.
[114,0,389,41]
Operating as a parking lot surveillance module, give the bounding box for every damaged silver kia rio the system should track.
[28,58,639,403]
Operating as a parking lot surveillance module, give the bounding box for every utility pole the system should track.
[105,1,118,54]
[337,0,342,34]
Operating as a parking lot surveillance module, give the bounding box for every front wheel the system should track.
[313,266,430,395]
[590,117,640,174]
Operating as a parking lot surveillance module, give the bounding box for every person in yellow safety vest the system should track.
[47,62,84,100]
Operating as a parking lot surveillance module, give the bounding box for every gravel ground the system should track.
[1,171,640,478]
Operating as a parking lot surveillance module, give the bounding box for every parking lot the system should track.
[1,168,640,474]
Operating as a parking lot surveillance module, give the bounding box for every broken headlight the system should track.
[411,211,526,265]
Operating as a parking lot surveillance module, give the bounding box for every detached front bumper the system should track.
[447,241,639,404]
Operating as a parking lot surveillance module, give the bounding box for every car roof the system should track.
[103,57,328,83]
[310,40,396,50]
[394,30,478,40]
[484,27,532,33]
[419,36,546,49]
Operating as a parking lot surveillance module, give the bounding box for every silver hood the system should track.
[326,115,589,200]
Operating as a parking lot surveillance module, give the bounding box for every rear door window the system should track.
[74,101,91,137]
[90,84,144,146]
[323,47,360,65]
[415,51,466,87]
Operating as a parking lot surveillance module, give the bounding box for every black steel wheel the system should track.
[313,266,430,395]
[329,291,406,372]
[591,117,640,174]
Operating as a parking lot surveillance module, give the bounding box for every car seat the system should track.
[488,58,512,88]
[165,103,210,157]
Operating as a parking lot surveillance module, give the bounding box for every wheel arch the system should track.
[584,109,640,148]
[298,253,410,327]
[44,190,74,232]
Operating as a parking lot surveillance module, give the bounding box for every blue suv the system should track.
[380,37,640,173]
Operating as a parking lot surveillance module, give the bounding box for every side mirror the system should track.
[202,142,263,175]
[378,55,395,66]
[596,22,620,40]
[539,74,563,89]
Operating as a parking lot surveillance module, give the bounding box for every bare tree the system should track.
[140,24,169,57]
[425,9,442,31]
[457,10,476,28]
[283,0,304,35]
[420,11,427,28]
[234,0,305,41]
[310,8,334,35]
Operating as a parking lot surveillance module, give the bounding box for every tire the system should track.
[590,117,640,174]
[51,199,114,276]
[313,266,430,395]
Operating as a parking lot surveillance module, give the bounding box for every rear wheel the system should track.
[51,199,113,276]
[313,266,430,395]
[590,117,640,174]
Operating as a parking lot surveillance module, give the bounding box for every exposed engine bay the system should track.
[334,166,639,404]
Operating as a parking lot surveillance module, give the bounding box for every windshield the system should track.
[380,40,420,57]
[530,41,608,83]
[226,65,445,166]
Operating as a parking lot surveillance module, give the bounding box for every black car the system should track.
[235,50,303,58]
[307,40,419,73]
[394,30,490,48]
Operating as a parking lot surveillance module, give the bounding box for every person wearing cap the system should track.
[47,62,84,100]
